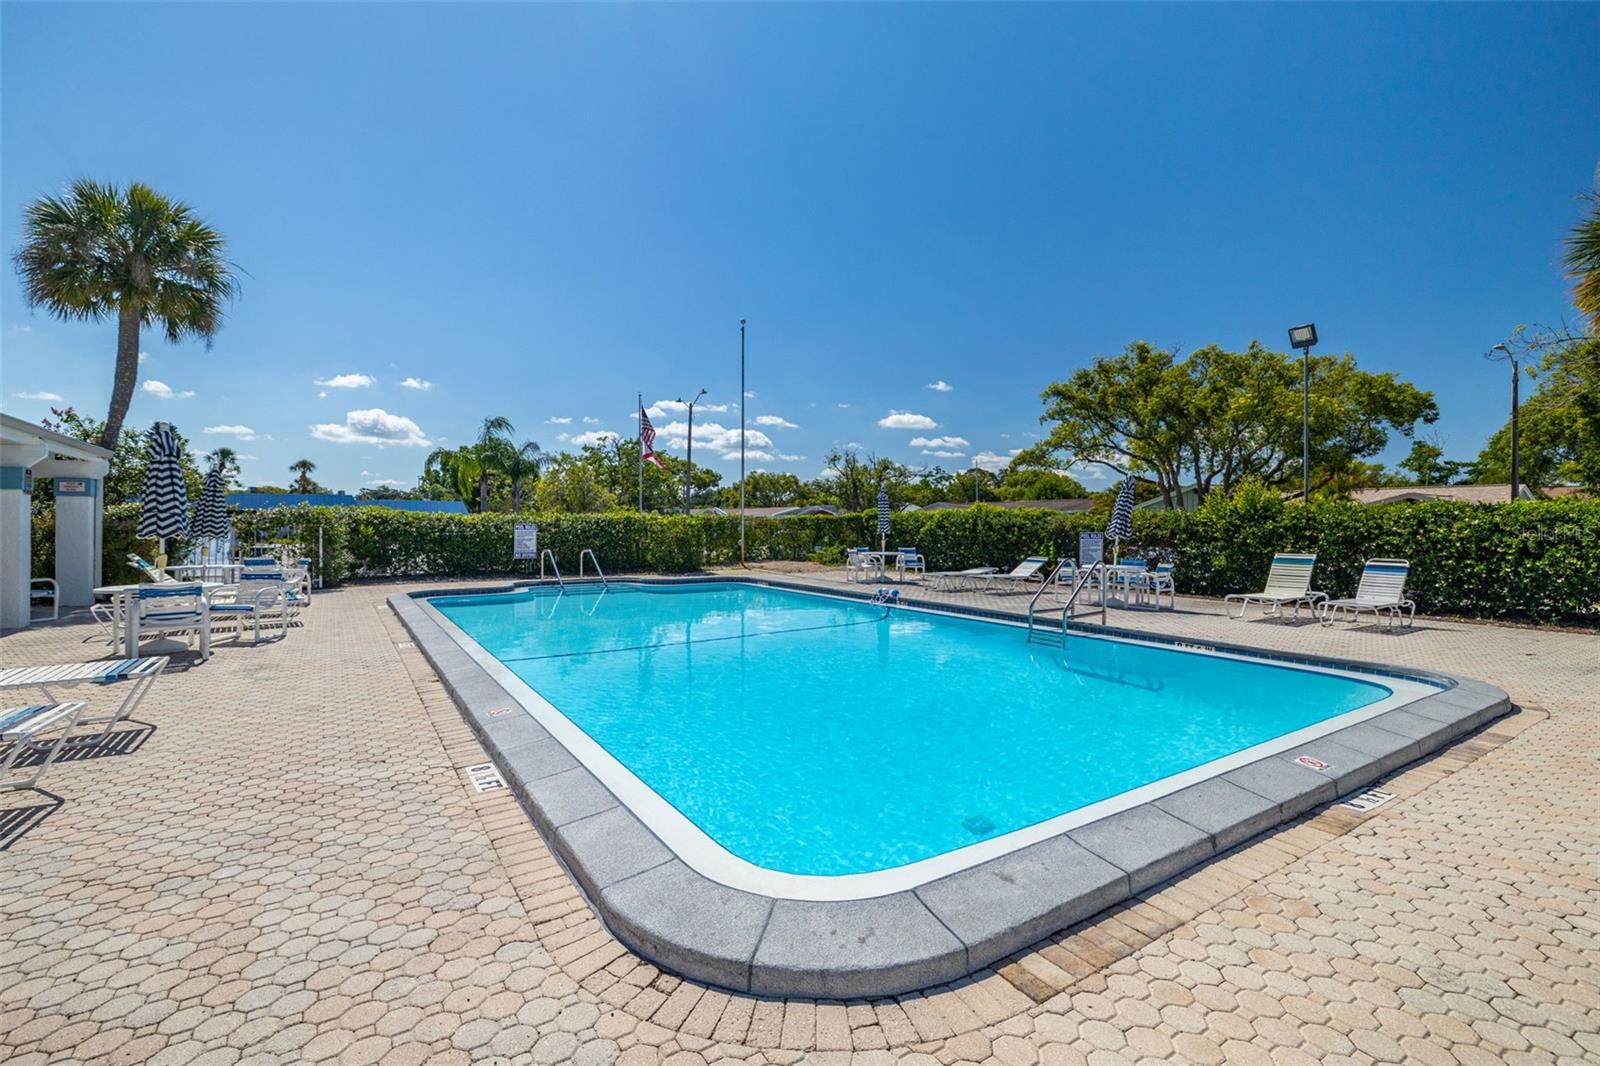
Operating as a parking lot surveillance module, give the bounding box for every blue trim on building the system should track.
[1,466,32,492]
[52,477,99,498]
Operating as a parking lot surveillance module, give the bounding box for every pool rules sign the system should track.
[513,523,538,560]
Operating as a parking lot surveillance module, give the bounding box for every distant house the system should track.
[1133,486,1203,512]
[226,492,468,514]
[691,505,840,518]
[917,499,1097,514]
[1347,484,1584,505]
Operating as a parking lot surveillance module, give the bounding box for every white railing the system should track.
[539,549,563,587]
[1027,560,1106,646]
[578,548,606,588]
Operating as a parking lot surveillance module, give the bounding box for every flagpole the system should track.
[637,393,644,513]
[739,318,747,568]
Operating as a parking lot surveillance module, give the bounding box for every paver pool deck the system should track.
[2,570,1597,1066]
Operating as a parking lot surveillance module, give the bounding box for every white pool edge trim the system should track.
[416,584,1440,902]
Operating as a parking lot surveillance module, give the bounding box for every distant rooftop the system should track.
[1347,484,1586,505]
[226,492,468,513]
[692,505,840,518]
[917,498,1097,513]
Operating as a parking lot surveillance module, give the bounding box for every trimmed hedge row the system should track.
[31,495,1600,623]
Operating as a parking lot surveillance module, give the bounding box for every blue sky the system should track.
[3,2,1596,494]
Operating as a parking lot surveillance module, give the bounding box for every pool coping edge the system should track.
[388,578,1511,999]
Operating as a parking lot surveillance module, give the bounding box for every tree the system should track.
[1472,335,1600,490]
[356,485,422,501]
[501,441,543,512]
[14,180,238,450]
[1028,341,1438,505]
[716,471,806,509]
[533,457,618,513]
[289,459,321,494]
[1393,440,1468,486]
[207,447,241,488]
[1565,167,1600,331]
[421,446,481,509]
[40,407,204,503]
[820,449,913,511]
[474,416,515,512]
[996,461,1090,500]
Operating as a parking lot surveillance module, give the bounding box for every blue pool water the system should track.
[432,582,1394,877]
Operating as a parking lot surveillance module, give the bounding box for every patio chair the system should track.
[29,578,58,621]
[1129,562,1176,609]
[926,567,999,591]
[1318,558,1416,628]
[126,554,178,584]
[1225,552,1326,620]
[979,557,1050,593]
[129,584,212,660]
[896,548,926,580]
[208,570,301,644]
[2,702,89,792]
[0,657,168,747]
[844,548,879,584]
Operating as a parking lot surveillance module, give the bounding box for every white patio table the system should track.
[94,583,225,658]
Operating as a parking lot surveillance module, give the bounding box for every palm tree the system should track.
[423,446,479,510]
[474,416,515,512]
[502,441,543,512]
[13,180,238,450]
[207,446,241,488]
[1564,170,1600,331]
[289,459,318,494]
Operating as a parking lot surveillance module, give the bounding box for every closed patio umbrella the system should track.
[876,484,891,551]
[1107,475,1135,562]
[137,421,190,563]
[191,461,232,549]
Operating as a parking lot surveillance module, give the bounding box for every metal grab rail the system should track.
[1027,560,1107,646]
[539,549,563,587]
[578,548,607,588]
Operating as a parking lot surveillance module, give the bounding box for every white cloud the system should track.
[203,424,258,441]
[922,449,966,459]
[909,435,970,449]
[658,420,772,459]
[836,403,851,409]
[137,351,149,364]
[744,390,756,399]
[399,377,433,390]
[582,416,600,424]
[547,416,573,424]
[366,478,409,488]
[971,449,1020,473]
[16,391,63,402]
[568,430,620,448]
[142,380,194,400]
[314,373,375,389]
[877,410,938,430]
[310,408,431,447]
[845,441,863,449]
[925,380,953,392]
[753,415,799,429]
[777,453,807,462]
[318,391,328,398]
[743,450,776,462]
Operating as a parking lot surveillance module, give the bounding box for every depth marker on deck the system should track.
[464,763,507,792]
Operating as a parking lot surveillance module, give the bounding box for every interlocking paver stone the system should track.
[1,575,1595,1066]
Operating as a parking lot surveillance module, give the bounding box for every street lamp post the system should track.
[1287,323,1318,502]
[1489,342,1520,500]
[680,388,707,515]
[739,319,747,567]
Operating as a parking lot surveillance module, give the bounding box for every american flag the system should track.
[639,404,667,469]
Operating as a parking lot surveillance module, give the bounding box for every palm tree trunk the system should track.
[510,478,521,513]
[478,473,489,513]
[103,302,142,449]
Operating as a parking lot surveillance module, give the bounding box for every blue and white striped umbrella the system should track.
[876,484,891,547]
[191,462,232,541]
[136,422,190,547]
[1107,475,1136,546]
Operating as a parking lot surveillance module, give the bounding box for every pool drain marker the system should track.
[488,706,513,718]
[1340,787,1396,812]
[464,763,507,792]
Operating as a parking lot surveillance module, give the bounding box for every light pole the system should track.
[1288,323,1318,502]
[739,319,747,567]
[1489,342,1520,500]
[680,388,707,515]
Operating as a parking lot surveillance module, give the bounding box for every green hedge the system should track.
[31,501,193,587]
[28,495,1600,623]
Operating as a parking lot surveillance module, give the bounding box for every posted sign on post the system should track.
[1078,531,1105,567]
[513,523,539,560]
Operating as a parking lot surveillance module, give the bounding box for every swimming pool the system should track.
[424,580,1439,896]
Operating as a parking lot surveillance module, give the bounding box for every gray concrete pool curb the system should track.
[388,578,1511,999]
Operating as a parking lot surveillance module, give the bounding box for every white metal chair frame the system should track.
[2,702,89,791]
[1129,562,1177,610]
[1317,559,1417,628]
[1226,552,1327,620]
[29,578,58,622]
[129,585,212,660]
[0,657,168,748]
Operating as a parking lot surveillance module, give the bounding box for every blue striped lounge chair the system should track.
[1225,552,1325,621]
[2,702,89,792]
[1319,559,1416,628]
[0,657,168,748]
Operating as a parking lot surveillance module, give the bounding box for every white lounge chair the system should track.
[29,578,58,621]
[1318,559,1416,628]
[980,557,1050,593]
[2,702,89,791]
[129,584,212,660]
[926,567,999,591]
[0,657,168,747]
[126,554,177,584]
[1225,553,1326,620]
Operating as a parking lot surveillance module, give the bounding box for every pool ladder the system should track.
[1026,560,1107,647]
[579,548,607,588]
[539,549,563,587]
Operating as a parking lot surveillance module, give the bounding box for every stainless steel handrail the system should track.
[539,549,563,587]
[1024,561,1065,637]
[1027,559,1107,645]
[578,548,606,588]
